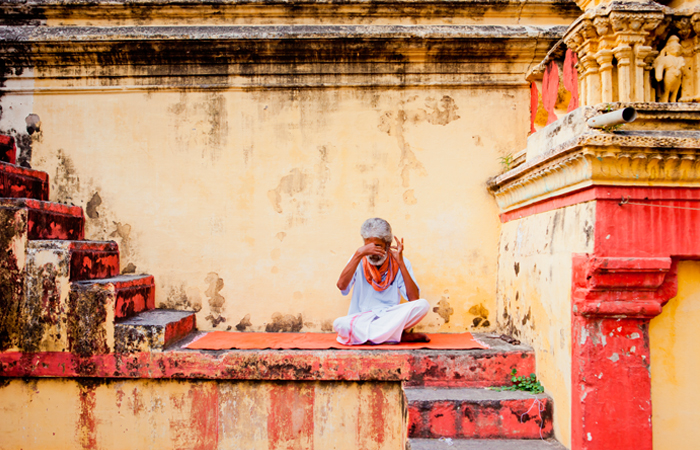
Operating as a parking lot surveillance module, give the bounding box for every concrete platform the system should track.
[409,438,566,450]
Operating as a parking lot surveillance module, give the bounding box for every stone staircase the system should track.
[403,334,565,449]
[0,135,197,356]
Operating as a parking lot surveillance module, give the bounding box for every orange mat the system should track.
[185,332,488,350]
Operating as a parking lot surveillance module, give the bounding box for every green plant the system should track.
[490,368,544,394]
[499,154,514,171]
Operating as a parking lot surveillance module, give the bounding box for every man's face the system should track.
[364,237,389,266]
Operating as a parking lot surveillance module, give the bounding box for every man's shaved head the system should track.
[360,218,393,245]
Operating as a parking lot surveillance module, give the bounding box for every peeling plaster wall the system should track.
[0,378,405,450]
[496,201,596,448]
[650,260,700,449]
[16,87,527,333]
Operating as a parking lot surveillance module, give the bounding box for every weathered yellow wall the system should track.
[8,86,527,333]
[650,260,700,450]
[0,378,405,450]
[496,202,596,449]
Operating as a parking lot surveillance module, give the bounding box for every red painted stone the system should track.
[0,198,84,240]
[68,241,120,281]
[405,349,535,388]
[563,49,579,112]
[0,135,17,165]
[73,274,155,320]
[407,390,553,439]
[268,384,315,449]
[541,62,559,126]
[0,161,49,200]
[164,313,196,348]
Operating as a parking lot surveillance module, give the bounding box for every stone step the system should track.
[405,334,535,388]
[406,387,553,440]
[0,161,49,200]
[28,240,120,282]
[409,438,566,450]
[0,198,83,240]
[65,274,157,357]
[115,309,197,353]
[72,274,155,320]
[0,135,16,164]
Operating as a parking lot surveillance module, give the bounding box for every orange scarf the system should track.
[362,253,399,292]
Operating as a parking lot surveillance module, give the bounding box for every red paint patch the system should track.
[0,135,17,165]
[268,383,315,450]
[169,383,219,450]
[164,314,196,348]
[563,50,579,112]
[541,62,559,125]
[530,82,539,134]
[77,381,98,449]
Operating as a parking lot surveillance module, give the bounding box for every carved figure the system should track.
[653,36,685,102]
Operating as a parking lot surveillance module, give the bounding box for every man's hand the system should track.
[356,242,386,259]
[390,236,404,263]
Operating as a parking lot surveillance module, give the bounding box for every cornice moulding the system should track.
[0,24,567,72]
[0,0,583,26]
[488,104,700,213]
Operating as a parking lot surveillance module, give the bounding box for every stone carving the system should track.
[653,36,685,102]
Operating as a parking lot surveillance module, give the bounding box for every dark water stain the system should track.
[235,313,252,331]
[514,261,520,276]
[159,285,202,312]
[121,263,137,274]
[0,209,25,351]
[267,168,309,214]
[21,262,63,352]
[204,272,226,327]
[266,312,303,332]
[67,284,110,358]
[321,319,334,332]
[432,298,454,323]
[54,149,80,204]
[424,96,461,126]
[468,303,490,329]
[86,192,102,219]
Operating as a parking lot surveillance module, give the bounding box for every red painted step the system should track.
[404,335,535,388]
[0,198,83,240]
[406,387,553,440]
[0,135,17,164]
[0,161,49,200]
[114,309,197,353]
[28,240,120,281]
[72,274,155,320]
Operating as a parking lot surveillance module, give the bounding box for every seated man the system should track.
[334,218,430,345]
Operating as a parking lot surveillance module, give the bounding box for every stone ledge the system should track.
[0,24,566,70]
[0,333,533,384]
[0,0,582,26]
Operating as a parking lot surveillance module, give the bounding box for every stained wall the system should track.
[0,378,405,450]
[0,86,527,333]
[496,201,596,448]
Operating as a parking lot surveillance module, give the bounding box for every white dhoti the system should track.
[333,298,430,345]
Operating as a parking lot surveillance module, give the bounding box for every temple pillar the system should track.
[595,49,614,102]
[633,45,652,102]
[613,45,634,102]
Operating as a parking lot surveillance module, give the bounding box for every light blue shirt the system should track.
[341,257,419,315]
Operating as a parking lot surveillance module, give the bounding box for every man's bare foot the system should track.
[401,331,430,343]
